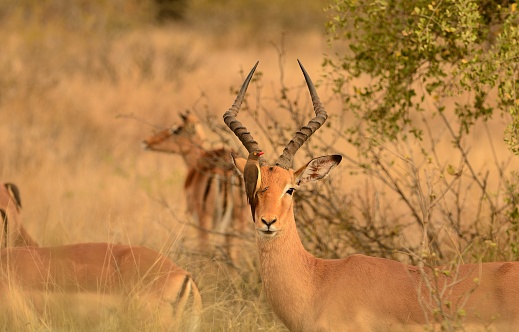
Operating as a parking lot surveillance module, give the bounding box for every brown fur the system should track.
[233,155,519,331]
[0,242,202,330]
[142,113,248,261]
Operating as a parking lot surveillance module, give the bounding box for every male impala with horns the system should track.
[224,60,519,331]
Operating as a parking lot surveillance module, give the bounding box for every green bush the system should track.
[320,0,519,328]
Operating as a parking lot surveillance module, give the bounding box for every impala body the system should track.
[0,182,38,247]
[224,60,519,331]
[0,242,202,330]
[142,113,248,261]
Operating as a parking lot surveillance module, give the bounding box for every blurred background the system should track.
[0,1,331,330]
[0,0,517,330]
[0,0,330,245]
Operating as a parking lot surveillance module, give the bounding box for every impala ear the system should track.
[294,155,342,186]
[5,183,22,210]
[0,208,6,244]
[231,153,247,176]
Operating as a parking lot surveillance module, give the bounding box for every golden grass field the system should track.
[0,1,517,330]
[0,1,331,330]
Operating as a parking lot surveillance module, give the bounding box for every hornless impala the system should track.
[224,60,519,331]
[0,182,38,247]
[142,112,248,261]
[0,234,202,330]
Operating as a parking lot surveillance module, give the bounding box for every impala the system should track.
[224,60,519,331]
[142,112,248,261]
[0,237,202,330]
[0,182,38,247]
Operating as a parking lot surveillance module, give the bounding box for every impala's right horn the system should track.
[275,60,327,169]
[223,61,263,157]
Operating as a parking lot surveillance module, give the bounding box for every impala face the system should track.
[141,112,205,154]
[232,156,341,240]
[255,166,295,238]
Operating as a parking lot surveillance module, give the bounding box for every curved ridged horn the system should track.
[223,61,262,155]
[275,59,327,169]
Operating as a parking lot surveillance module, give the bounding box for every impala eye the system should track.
[286,188,295,196]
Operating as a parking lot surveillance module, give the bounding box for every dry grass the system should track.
[0,1,329,330]
[0,1,517,330]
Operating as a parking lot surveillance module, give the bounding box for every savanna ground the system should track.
[0,0,518,331]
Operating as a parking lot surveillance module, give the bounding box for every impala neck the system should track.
[180,144,205,170]
[256,207,317,331]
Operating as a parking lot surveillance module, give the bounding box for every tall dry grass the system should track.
[0,0,330,330]
[1,0,517,330]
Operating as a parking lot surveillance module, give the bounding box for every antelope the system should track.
[224,60,519,331]
[142,112,248,261]
[0,182,38,247]
[0,237,202,330]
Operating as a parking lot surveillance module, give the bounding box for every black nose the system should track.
[261,218,277,227]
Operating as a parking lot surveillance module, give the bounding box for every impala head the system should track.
[224,60,342,239]
[141,111,205,153]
